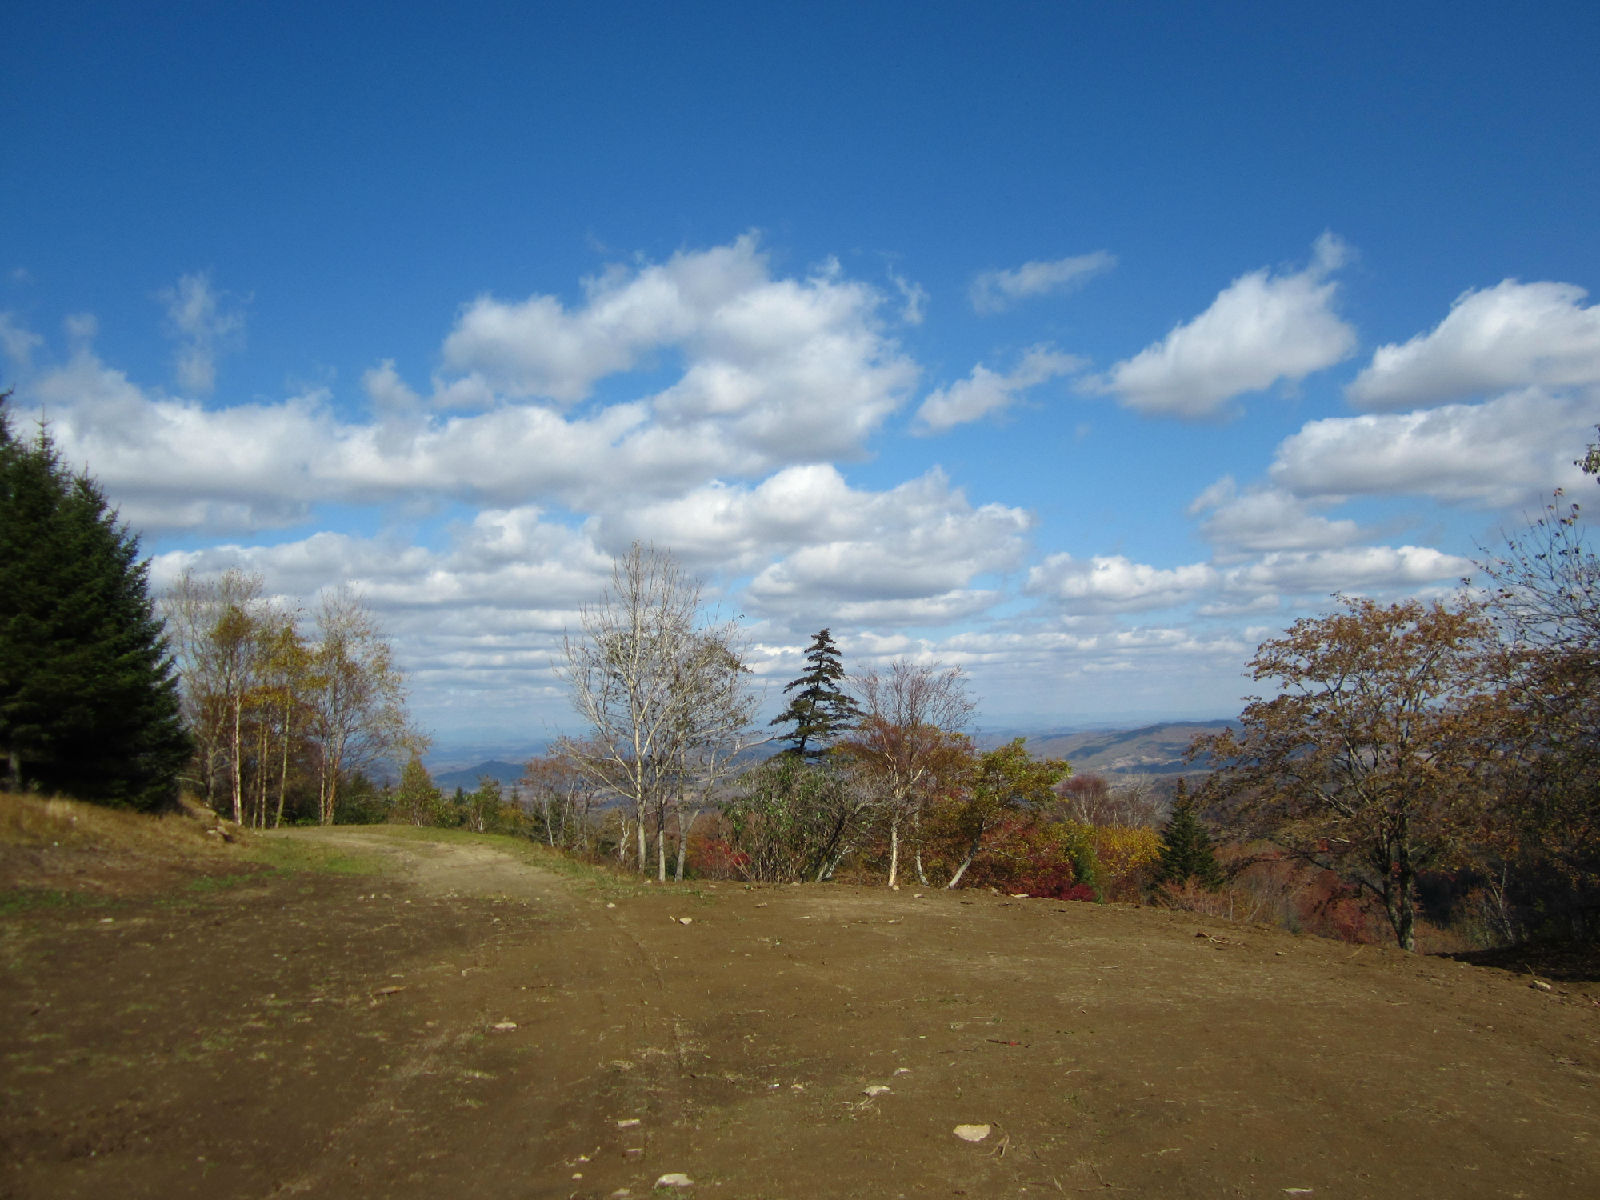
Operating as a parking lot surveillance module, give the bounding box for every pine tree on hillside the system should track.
[770,629,861,758]
[0,394,190,808]
[1156,779,1223,890]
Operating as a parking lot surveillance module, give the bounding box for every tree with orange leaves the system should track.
[1195,596,1501,951]
[839,660,975,888]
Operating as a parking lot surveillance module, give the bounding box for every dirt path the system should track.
[4,827,1598,1198]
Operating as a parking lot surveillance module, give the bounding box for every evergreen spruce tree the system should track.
[0,394,190,809]
[769,629,861,758]
[1155,779,1223,890]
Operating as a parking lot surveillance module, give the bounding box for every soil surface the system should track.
[3,826,1598,1199]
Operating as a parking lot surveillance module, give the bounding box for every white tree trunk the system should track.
[887,816,901,889]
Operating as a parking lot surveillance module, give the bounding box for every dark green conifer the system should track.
[1155,779,1223,890]
[769,629,861,758]
[0,394,190,808]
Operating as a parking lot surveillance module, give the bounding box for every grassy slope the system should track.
[0,792,396,905]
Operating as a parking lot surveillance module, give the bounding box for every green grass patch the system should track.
[244,836,389,877]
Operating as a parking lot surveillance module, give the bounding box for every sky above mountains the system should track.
[5,2,1599,752]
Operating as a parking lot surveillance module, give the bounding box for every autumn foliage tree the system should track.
[839,660,976,888]
[1195,597,1500,951]
[163,569,279,822]
[940,738,1069,889]
[520,748,606,851]
[1472,445,1600,937]
[720,752,877,883]
[394,753,445,826]
[163,575,410,826]
[1057,772,1161,828]
[303,587,411,826]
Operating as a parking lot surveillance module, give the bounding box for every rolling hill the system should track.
[1020,719,1235,775]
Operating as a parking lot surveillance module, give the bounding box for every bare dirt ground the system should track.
[3,823,1598,1199]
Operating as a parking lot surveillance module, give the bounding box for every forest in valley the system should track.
[4,390,1598,955]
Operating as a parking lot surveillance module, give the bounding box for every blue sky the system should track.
[5,2,1599,758]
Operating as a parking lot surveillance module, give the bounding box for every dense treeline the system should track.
[321,473,1599,954]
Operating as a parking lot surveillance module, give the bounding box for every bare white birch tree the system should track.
[560,542,758,881]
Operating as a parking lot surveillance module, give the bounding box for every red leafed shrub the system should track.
[961,816,1097,900]
[691,836,749,879]
[1155,847,1393,944]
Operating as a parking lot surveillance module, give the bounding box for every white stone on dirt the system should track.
[862,1084,891,1097]
[953,1124,991,1142]
[655,1172,694,1188]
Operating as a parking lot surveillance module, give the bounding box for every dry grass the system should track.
[0,790,245,899]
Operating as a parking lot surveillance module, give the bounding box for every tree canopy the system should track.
[840,660,976,888]
[1195,596,1501,950]
[770,628,860,757]
[1471,438,1600,937]
[1155,780,1223,891]
[0,394,189,809]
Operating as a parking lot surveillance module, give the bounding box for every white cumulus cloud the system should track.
[1084,234,1357,419]
[1270,388,1597,509]
[439,240,761,402]
[0,313,43,370]
[1188,477,1362,556]
[738,469,1033,624]
[1026,553,1217,613]
[437,233,916,436]
[1221,545,1470,598]
[19,236,930,534]
[1348,280,1600,409]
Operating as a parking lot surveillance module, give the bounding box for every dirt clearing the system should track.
[3,824,1597,1198]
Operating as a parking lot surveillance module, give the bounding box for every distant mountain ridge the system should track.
[1020,720,1234,775]
[426,720,1233,791]
[433,760,526,791]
